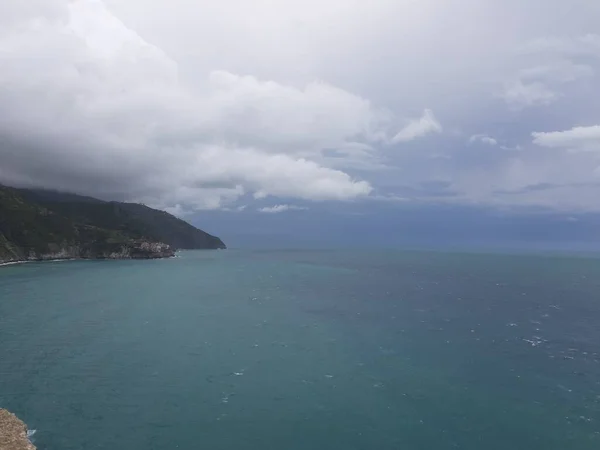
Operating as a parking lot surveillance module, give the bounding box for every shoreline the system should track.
[0,261,31,267]
[0,409,36,450]
[0,255,178,268]
[1,241,176,268]
[0,258,78,268]
[0,258,79,268]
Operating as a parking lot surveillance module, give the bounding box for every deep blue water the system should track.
[1,250,600,449]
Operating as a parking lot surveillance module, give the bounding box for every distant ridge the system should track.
[0,185,225,264]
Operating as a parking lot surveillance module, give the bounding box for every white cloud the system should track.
[468,134,521,151]
[205,71,391,152]
[532,125,600,152]
[522,34,600,57]
[188,146,373,201]
[481,137,498,146]
[502,35,600,109]
[391,109,442,143]
[518,61,594,84]
[258,204,308,214]
[501,80,559,108]
[469,134,498,146]
[0,0,380,211]
[1,0,600,213]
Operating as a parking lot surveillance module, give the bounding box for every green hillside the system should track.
[0,185,225,263]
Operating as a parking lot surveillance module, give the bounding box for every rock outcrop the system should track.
[0,409,35,450]
[97,241,176,260]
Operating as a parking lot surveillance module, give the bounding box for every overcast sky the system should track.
[1,1,600,247]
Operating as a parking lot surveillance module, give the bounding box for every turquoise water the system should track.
[1,250,600,449]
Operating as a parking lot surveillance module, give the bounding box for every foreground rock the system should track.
[0,409,35,450]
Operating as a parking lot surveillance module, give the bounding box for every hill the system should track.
[0,185,225,263]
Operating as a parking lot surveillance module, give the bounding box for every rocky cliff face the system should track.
[95,241,175,260]
[0,240,175,265]
[0,409,36,450]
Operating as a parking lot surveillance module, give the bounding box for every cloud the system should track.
[258,204,308,214]
[163,204,192,218]
[391,109,442,143]
[518,62,594,84]
[469,134,499,146]
[522,34,600,57]
[205,71,392,152]
[0,0,381,211]
[502,35,600,108]
[468,134,521,151]
[501,80,559,108]
[1,0,600,214]
[532,125,600,152]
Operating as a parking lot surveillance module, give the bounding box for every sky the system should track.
[1,0,600,248]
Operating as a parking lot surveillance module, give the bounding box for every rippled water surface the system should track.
[1,250,599,449]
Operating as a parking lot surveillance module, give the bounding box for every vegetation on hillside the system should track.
[0,185,225,261]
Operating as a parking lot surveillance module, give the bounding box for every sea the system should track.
[1,249,599,449]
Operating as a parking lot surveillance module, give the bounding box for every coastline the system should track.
[0,261,30,267]
[0,409,36,450]
[0,259,76,268]
[0,243,177,268]
[0,255,176,268]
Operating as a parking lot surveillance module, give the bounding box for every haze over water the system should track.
[1,250,599,449]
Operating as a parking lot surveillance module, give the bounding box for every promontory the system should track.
[0,185,225,264]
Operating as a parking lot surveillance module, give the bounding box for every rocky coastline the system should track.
[0,409,35,450]
[0,241,175,266]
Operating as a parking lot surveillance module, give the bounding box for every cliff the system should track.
[0,409,35,450]
[0,185,225,264]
